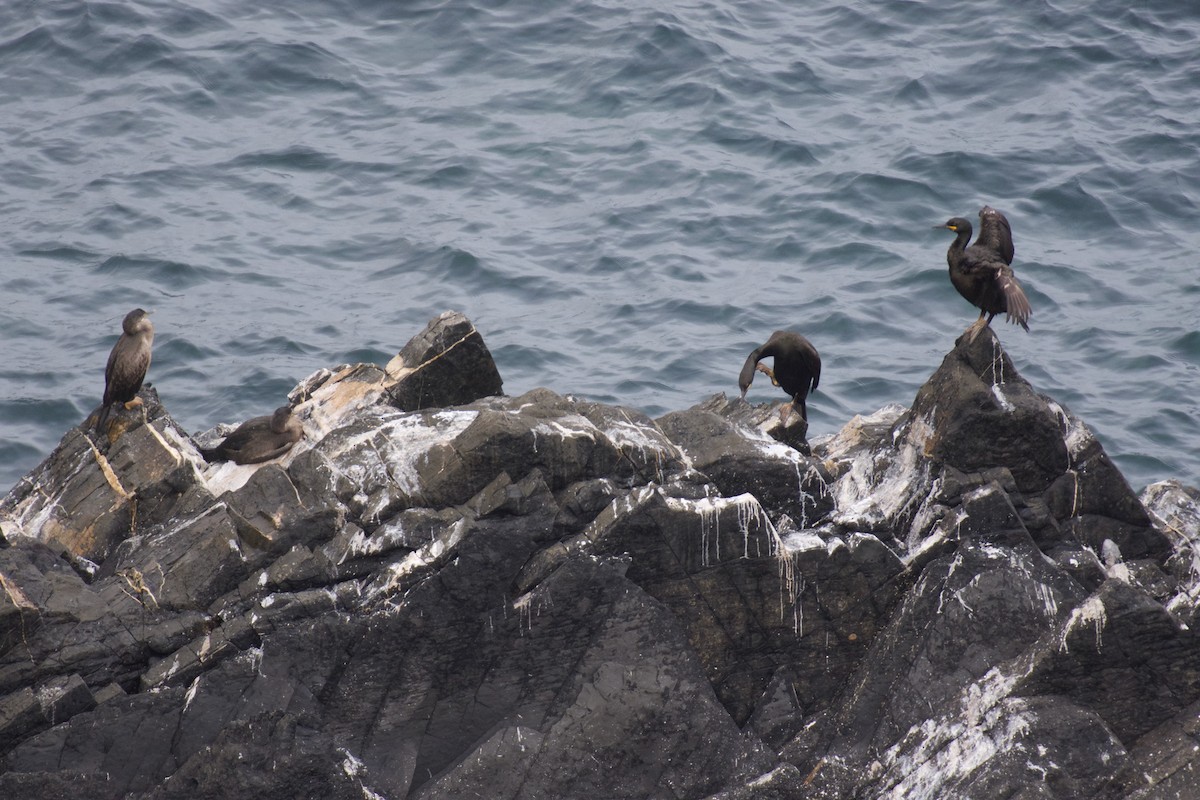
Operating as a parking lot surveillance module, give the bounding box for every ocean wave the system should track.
[1,0,1198,491]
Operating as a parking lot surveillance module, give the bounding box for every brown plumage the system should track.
[936,206,1031,341]
[95,308,154,432]
[200,406,304,465]
[738,330,821,423]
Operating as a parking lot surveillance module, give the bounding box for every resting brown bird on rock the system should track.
[95,308,154,433]
[936,206,1031,342]
[738,330,821,424]
[199,406,304,465]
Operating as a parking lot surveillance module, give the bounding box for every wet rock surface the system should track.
[0,318,1197,799]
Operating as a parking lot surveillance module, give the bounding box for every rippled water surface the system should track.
[2,0,1198,493]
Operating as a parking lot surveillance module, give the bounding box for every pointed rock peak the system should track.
[384,310,504,411]
[912,327,1067,493]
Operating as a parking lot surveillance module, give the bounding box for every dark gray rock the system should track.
[915,328,1069,493]
[0,388,203,564]
[872,695,1126,799]
[657,394,835,527]
[515,486,904,726]
[288,388,686,533]
[746,665,808,750]
[0,674,97,752]
[384,310,504,411]
[0,688,44,753]
[220,463,343,553]
[0,312,1197,799]
[102,505,258,612]
[1145,479,1200,627]
[1096,696,1200,800]
[781,538,1086,770]
[1016,578,1200,743]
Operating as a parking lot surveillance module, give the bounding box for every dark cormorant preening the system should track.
[936,206,1031,342]
[738,331,821,424]
[200,406,304,465]
[95,308,154,433]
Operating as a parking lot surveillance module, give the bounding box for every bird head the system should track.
[935,217,972,235]
[271,406,293,427]
[122,308,153,335]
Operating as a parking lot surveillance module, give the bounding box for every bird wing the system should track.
[215,415,274,451]
[976,206,1015,265]
[959,249,1007,280]
[997,267,1032,330]
[234,441,296,465]
[805,346,821,393]
[102,338,124,405]
[103,337,151,406]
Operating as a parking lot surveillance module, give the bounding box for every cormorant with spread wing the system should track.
[936,205,1031,342]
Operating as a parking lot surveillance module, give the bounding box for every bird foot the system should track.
[755,363,780,387]
[123,397,144,411]
[964,317,990,344]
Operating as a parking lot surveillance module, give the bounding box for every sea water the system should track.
[1,0,1197,493]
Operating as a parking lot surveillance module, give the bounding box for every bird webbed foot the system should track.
[755,363,780,387]
[964,316,990,344]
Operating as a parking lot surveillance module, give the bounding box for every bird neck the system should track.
[947,228,971,261]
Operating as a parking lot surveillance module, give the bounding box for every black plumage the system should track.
[936,206,1031,341]
[200,406,304,465]
[96,308,154,432]
[738,330,821,423]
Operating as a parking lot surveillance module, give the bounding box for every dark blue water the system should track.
[2,0,1198,494]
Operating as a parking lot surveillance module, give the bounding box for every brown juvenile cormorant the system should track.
[95,308,154,432]
[936,206,1031,342]
[738,331,821,424]
[200,406,304,465]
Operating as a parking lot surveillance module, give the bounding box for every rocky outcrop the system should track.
[0,315,1196,800]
